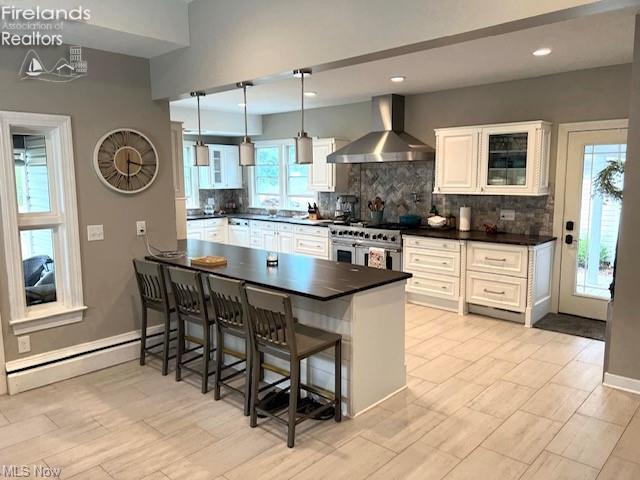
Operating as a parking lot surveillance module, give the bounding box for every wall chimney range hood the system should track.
[327,94,434,164]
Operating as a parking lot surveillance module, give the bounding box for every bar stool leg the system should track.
[202,325,211,394]
[161,311,171,376]
[139,307,148,366]
[249,345,260,428]
[334,341,342,422]
[287,359,300,448]
[242,342,251,416]
[214,326,223,401]
[175,318,184,382]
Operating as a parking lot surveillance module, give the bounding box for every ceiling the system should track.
[170,9,635,115]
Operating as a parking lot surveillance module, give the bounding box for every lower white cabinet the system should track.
[187,218,228,244]
[292,225,329,259]
[466,270,527,313]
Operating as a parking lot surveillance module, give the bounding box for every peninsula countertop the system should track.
[147,239,411,301]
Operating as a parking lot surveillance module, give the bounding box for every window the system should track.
[0,112,85,334]
[183,140,200,209]
[250,140,316,210]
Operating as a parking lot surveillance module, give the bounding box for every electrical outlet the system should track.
[136,221,147,236]
[87,224,104,241]
[18,335,31,353]
[500,209,516,221]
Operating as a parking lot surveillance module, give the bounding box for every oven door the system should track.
[330,240,357,264]
[357,246,403,271]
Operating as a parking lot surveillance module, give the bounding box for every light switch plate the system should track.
[18,335,31,353]
[136,221,147,236]
[87,224,104,241]
[500,209,516,221]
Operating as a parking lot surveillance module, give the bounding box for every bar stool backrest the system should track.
[206,275,246,331]
[133,259,170,311]
[244,286,297,355]
[168,268,207,320]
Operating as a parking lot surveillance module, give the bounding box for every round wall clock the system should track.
[93,128,159,194]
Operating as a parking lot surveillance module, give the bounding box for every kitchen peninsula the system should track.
[149,239,412,416]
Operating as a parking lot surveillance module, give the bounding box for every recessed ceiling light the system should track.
[238,102,246,107]
[390,76,406,83]
[532,47,551,57]
[304,91,317,97]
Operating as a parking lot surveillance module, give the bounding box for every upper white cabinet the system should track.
[198,144,243,190]
[308,138,349,192]
[434,121,551,196]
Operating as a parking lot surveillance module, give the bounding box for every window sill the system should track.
[9,305,87,335]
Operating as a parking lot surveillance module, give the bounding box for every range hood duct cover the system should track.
[327,94,434,163]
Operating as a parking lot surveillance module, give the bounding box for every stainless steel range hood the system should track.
[327,94,434,164]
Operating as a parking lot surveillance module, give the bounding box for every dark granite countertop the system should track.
[402,228,556,246]
[186,213,333,227]
[147,239,411,301]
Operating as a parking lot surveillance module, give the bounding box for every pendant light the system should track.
[294,69,313,164]
[237,81,255,166]
[191,91,209,166]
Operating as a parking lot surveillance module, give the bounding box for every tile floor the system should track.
[1,303,639,480]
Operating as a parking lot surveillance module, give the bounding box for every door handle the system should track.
[565,234,574,245]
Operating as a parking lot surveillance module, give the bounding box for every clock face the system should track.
[93,129,158,194]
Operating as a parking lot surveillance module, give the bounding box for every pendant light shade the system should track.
[294,69,313,164]
[237,82,256,166]
[191,91,209,167]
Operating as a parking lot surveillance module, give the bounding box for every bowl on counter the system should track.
[399,214,422,227]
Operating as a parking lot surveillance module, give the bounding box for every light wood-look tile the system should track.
[520,451,598,480]
[502,358,563,389]
[141,473,172,480]
[405,353,429,373]
[612,414,640,464]
[443,447,528,480]
[597,455,640,480]
[307,405,393,448]
[289,436,395,480]
[449,338,501,362]
[547,413,624,469]
[378,376,437,412]
[416,378,485,415]
[421,407,502,459]
[0,412,8,427]
[489,339,542,363]
[469,381,535,419]
[522,383,591,423]
[407,336,462,360]
[577,385,640,426]
[475,322,524,344]
[439,323,491,342]
[411,355,472,384]
[551,360,603,392]
[530,339,591,366]
[576,341,605,365]
[68,466,114,480]
[0,415,58,450]
[368,441,459,480]
[455,356,518,387]
[515,328,557,346]
[482,410,562,464]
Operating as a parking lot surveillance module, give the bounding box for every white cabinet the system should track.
[228,219,250,247]
[278,231,294,254]
[308,138,349,192]
[434,121,551,196]
[249,220,298,254]
[293,225,329,259]
[186,218,228,244]
[198,144,243,190]
[434,128,479,194]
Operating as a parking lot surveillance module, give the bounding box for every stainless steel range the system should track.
[329,224,403,271]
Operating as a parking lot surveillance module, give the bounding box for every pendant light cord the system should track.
[197,94,202,144]
[243,84,248,138]
[300,72,305,133]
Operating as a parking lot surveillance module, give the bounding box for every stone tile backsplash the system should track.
[195,161,554,236]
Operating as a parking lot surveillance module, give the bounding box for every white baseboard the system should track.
[6,325,165,395]
[603,372,640,395]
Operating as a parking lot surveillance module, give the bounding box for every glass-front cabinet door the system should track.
[479,122,551,195]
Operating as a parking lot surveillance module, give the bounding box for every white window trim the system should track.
[0,111,86,335]
[250,139,317,211]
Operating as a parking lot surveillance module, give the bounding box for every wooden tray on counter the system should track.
[190,256,227,268]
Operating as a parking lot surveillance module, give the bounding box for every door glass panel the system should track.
[487,132,528,186]
[20,228,57,307]
[13,134,51,213]
[212,150,222,184]
[575,143,625,299]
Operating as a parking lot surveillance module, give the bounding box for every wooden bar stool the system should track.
[133,259,177,376]
[206,275,252,416]
[244,286,342,448]
[167,268,216,394]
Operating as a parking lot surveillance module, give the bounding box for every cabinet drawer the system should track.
[203,227,227,244]
[467,242,528,278]
[403,235,460,252]
[277,223,293,233]
[404,247,460,277]
[293,225,329,238]
[202,218,227,227]
[294,235,329,258]
[407,272,459,299]
[466,271,526,312]
[187,220,205,230]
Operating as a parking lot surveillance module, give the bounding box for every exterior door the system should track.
[559,127,627,320]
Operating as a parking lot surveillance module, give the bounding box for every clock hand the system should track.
[127,160,144,167]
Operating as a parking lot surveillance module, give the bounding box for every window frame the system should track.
[182,140,200,209]
[249,139,316,211]
[0,111,86,335]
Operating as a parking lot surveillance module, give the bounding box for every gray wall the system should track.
[258,64,630,232]
[606,15,640,381]
[0,46,176,361]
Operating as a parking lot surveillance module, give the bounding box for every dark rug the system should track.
[534,312,605,341]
